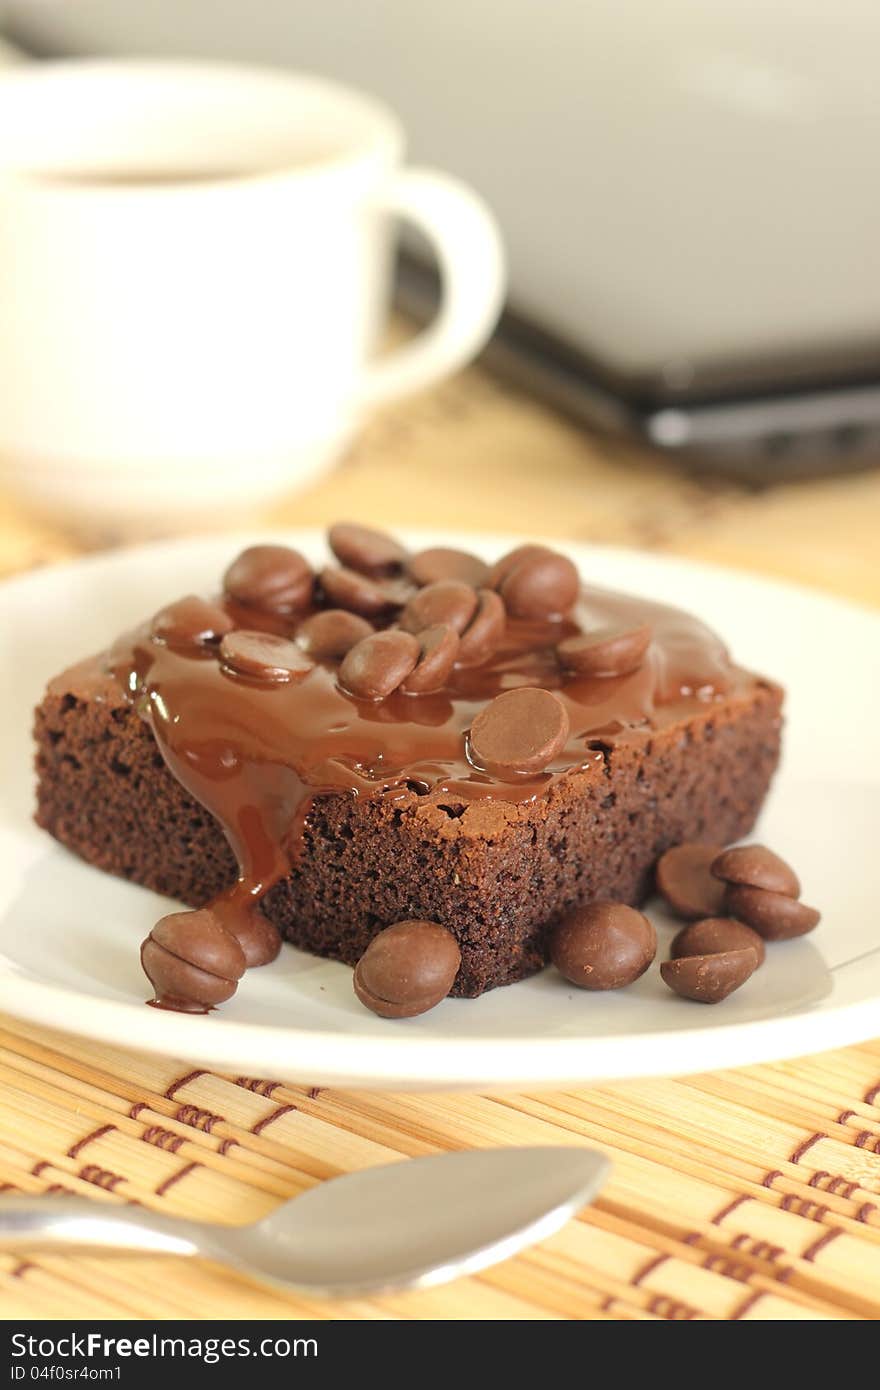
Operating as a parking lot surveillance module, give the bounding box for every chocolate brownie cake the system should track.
[33,528,783,1007]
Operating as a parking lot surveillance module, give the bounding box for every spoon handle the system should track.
[0,1196,202,1257]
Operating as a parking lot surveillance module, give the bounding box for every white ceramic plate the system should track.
[1,530,878,1090]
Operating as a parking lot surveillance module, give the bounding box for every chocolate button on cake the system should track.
[468,687,570,778]
[407,547,489,589]
[557,623,652,678]
[328,522,407,576]
[402,625,460,694]
[399,579,478,636]
[151,595,234,651]
[456,589,506,667]
[33,527,784,1006]
[219,631,314,684]
[296,609,374,660]
[223,544,314,616]
[318,565,410,617]
[488,545,579,619]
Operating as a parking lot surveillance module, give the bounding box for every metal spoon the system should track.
[0,1146,608,1297]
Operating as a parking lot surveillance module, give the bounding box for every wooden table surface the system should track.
[1,361,879,1321]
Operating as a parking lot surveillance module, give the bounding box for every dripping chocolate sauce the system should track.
[104,582,742,1011]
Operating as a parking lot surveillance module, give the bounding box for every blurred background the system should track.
[1,0,878,602]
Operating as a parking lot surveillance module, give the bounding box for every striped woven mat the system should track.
[1,1017,878,1320]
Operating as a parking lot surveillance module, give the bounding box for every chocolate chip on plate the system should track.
[353,920,461,1018]
[141,908,246,1012]
[219,630,314,683]
[655,844,727,920]
[226,906,282,968]
[401,623,460,693]
[319,565,407,617]
[724,884,821,941]
[468,687,570,778]
[223,545,314,614]
[551,902,657,990]
[407,547,489,589]
[456,588,507,667]
[150,595,234,650]
[297,609,374,660]
[557,622,652,678]
[711,844,800,898]
[339,629,421,700]
[328,522,407,575]
[490,545,579,620]
[399,579,478,636]
[660,948,758,1004]
[671,916,766,966]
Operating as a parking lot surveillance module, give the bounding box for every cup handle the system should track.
[357,168,506,410]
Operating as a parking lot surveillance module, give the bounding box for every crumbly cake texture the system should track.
[34,662,782,996]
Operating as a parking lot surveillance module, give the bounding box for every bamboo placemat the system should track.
[2,360,879,1320]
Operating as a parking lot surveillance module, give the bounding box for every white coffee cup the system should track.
[0,60,505,532]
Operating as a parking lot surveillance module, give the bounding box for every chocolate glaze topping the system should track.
[88,536,748,1011]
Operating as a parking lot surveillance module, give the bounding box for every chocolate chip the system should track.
[487,544,548,589]
[219,630,314,683]
[671,916,766,966]
[151,908,247,975]
[557,623,652,678]
[319,565,408,617]
[660,948,758,1003]
[353,920,461,1018]
[401,624,460,693]
[226,907,282,968]
[655,843,727,920]
[141,943,239,1012]
[141,908,246,1011]
[711,844,800,898]
[456,588,507,667]
[328,522,407,575]
[551,902,656,990]
[724,884,821,941]
[339,629,421,700]
[223,545,313,615]
[468,687,570,778]
[399,580,478,636]
[490,546,579,619]
[297,609,374,660]
[150,595,233,650]
[407,547,489,588]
